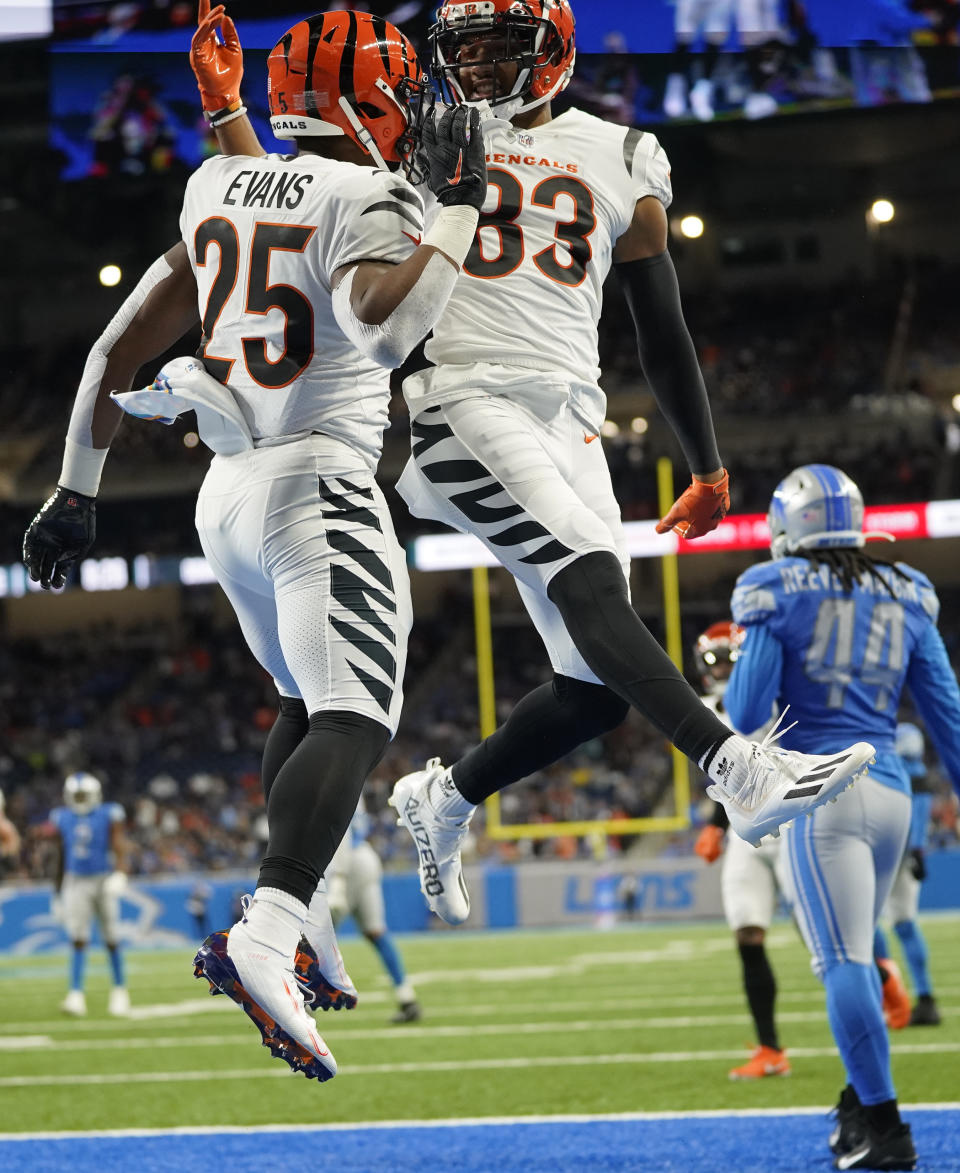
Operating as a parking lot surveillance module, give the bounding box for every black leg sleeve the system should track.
[452,675,629,805]
[258,710,389,906]
[261,696,309,805]
[739,941,780,1051]
[547,551,730,764]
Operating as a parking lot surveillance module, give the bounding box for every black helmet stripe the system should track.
[303,14,327,117]
[339,9,358,102]
[368,14,393,75]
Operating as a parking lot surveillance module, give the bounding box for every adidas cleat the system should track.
[294,937,358,1012]
[193,928,337,1082]
[389,758,471,924]
[707,709,874,847]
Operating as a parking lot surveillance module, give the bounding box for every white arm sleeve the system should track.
[60,254,175,495]
[332,250,459,371]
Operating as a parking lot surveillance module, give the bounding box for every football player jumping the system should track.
[202,0,876,934]
[725,465,960,1171]
[692,622,791,1081]
[23,8,488,1081]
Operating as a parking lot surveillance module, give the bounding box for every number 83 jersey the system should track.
[416,108,672,419]
[179,153,422,466]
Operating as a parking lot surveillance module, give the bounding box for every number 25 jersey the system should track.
[179,153,422,467]
[416,108,672,420]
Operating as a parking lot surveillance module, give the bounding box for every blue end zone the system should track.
[4,1112,959,1173]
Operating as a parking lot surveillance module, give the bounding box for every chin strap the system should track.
[338,96,389,172]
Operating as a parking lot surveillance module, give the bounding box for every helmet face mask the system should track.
[694,621,745,696]
[430,0,576,117]
[767,464,866,560]
[267,11,432,179]
[64,771,103,815]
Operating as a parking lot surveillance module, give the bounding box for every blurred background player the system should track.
[873,721,941,1027]
[201,0,875,933]
[726,463,960,1171]
[23,3,487,1081]
[693,621,790,1080]
[327,796,421,1024]
[0,789,23,879]
[663,0,734,120]
[49,771,129,1017]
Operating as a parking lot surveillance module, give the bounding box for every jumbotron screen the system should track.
[49,0,960,179]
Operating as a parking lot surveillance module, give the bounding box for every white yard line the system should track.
[1,1043,959,1087]
[0,1104,958,1142]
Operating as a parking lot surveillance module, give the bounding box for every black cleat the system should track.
[909,993,941,1027]
[829,1085,866,1156]
[834,1122,917,1171]
[390,1000,422,1024]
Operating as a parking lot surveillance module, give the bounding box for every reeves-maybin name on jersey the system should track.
[179,153,423,467]
[726,556,960,796]
[50,803,124,876]
[407,108,672,428]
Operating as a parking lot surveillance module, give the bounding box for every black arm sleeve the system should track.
[709,800,730,831]
[614,251,721,476]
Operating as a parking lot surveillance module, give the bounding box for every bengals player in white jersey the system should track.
[23,7,488,1082]
[197,0,874,929]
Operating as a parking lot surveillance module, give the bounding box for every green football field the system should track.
[1,917,958,1135]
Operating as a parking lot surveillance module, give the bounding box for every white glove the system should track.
[103,870,127,897]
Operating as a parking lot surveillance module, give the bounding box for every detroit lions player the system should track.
[873,721,941,1028]
[692,622,790,1081]
[0,788,21,878]
[201,0,875,931]
[23,6,487,1082]
[328,796,421,1023]
[726,464,960,1171]
[49,772,129,1017]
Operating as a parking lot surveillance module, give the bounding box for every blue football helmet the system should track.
[767,464,867,560]
[63,771,103,815]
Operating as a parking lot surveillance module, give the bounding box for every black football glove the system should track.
[908,847,927,882]
[421,104,487,210]
[23,486,96,590]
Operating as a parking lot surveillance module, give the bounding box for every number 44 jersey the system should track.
[179,153,423,467]
[410,108,672,430]
[729,556,955,795]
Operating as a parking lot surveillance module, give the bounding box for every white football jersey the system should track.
[179,153,423,466]
[412,108,672,426]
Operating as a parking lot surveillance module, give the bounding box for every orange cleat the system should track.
[878,958,911,1030]
[728,1044,791,1081]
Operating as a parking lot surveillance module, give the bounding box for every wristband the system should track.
[422,205,480,269]
[59,437,107,498]
[204,99,244,126]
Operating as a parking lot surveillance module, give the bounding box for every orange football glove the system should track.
[191,0,243,112]
[694,824,725,864]
[656,469,730,540]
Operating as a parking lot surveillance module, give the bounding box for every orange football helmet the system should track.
[267,10,431,175]
[694,621,745,696]
[431,0,576,116]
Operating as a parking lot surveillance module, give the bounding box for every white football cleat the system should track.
[194,918,337,1082]
[707,711,874,847]
[689,78,716,121]
[61,989,87,1017]
[389,758,472,925]
[108,986,130,1017]
[663,73,688,118]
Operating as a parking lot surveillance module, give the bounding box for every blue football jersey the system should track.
[727,557,960,796]
[50,803,124,876]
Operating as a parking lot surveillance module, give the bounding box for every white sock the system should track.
[700,734,752,798]
[396,982,416,1005]
[240,887,307,956]
[428,769,475,821]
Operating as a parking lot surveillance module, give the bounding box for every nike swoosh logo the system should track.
[449,149,463,186]
[583,433,599,444]
[402,230,422,245]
